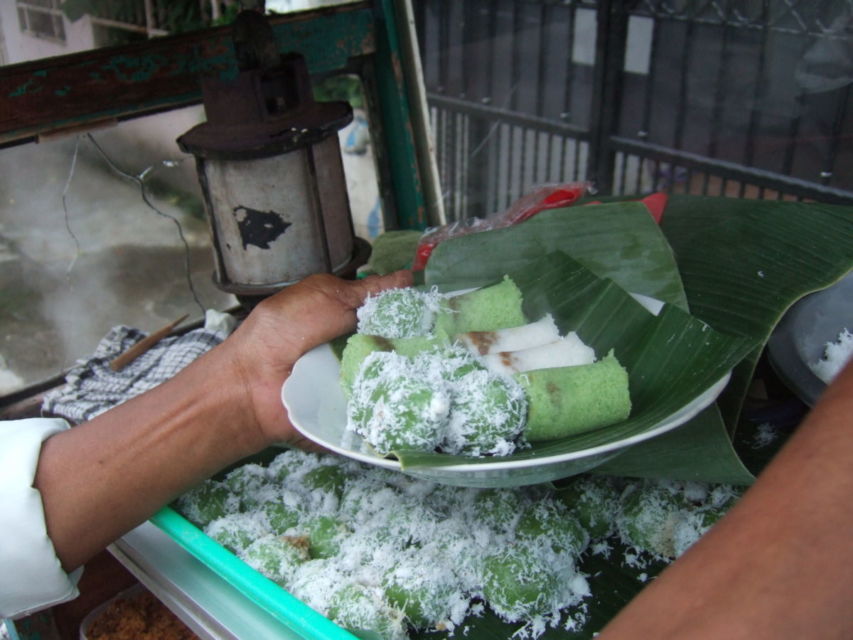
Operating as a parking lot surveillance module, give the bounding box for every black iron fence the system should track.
[412,0,853,222]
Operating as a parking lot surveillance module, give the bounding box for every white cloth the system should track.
[0,418,83,619]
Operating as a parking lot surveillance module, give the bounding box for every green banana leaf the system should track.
[591,405,750,483]
[424,202,688,309]
[365,229,422,274]
[659,196,853,434]
[396,251,757,477]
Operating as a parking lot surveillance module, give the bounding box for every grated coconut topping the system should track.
[344,286,584,458]
[174,449,743,639]
[810,327,853,384]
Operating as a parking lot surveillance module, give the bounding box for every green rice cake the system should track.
[339,333,394,394]
[516,353,631,441]
[435,276,527,335]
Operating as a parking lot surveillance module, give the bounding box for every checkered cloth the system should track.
[42,310,236,424]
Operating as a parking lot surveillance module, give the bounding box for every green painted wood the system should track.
[371,0,427,230]
[0,6,375,145]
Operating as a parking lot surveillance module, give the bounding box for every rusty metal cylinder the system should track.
[178,32,357,297]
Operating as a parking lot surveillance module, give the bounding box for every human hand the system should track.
[222,271,413,447]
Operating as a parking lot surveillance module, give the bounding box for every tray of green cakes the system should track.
[282,252,748,488]
[160,444,744,640]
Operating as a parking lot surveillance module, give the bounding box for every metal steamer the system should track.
[178,10,368,304]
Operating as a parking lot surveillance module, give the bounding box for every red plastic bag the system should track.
[413,182,590,271]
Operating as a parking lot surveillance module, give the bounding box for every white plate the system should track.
[281,341,730,489]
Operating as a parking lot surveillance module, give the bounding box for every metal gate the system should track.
[413,0,853,222]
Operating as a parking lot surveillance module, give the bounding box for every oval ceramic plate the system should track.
[282,291,729,488]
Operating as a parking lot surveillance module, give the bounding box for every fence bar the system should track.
[428,94,590,140]
[820,82,851,187]
[532,4,548,182]
[562,2,577,123]
[574,138,589,182]
[460,0,470,99]
[708,0,732,158]
[510,1,522,111]
[463,0,489,218]
[517,128,526,199]
[587,0,631,192]
[485,2,500,213]
[438,0,451,93]
[639,1,662,144]
[672,3,696,151]
[611,135,853,203]
[744,0,770,167]
[634,152,644,194]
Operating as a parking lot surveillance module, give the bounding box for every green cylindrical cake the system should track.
[435,275,527,336]
[516,353,631,441]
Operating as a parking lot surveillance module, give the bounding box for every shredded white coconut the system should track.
[751,422,780,449]
[357,287,445,338]
[810,327,853,384]
[347,346,526,457]
[345,281,608,460]
[176,449,742,639]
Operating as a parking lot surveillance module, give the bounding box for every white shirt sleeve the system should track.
[0,418,84,619]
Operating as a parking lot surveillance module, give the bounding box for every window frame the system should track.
[17,0,66,44]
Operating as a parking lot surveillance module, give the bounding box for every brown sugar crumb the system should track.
[86,589,198,640]
[282,534,311,555]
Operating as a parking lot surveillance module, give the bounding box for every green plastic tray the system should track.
[151,507,358,640]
